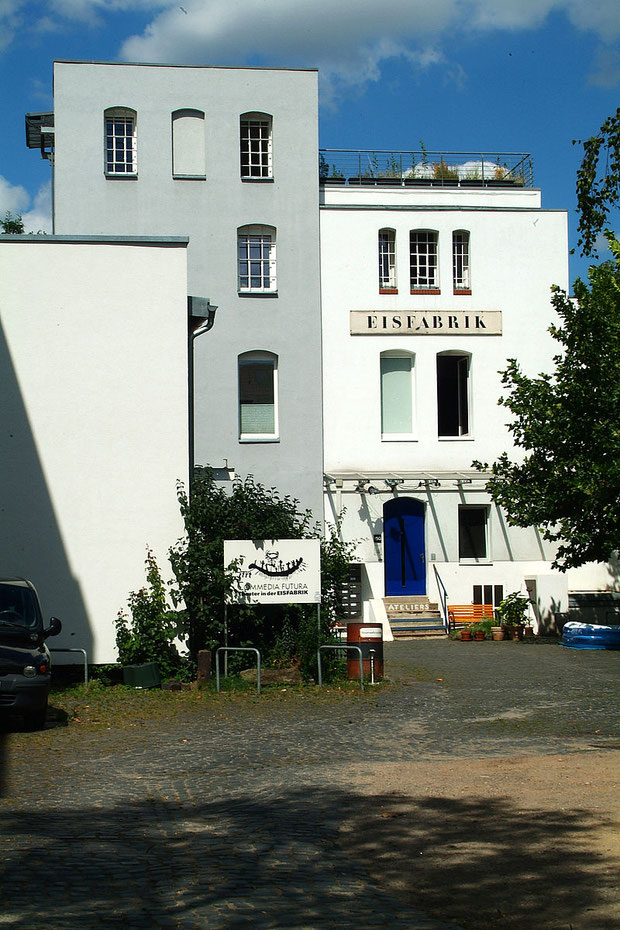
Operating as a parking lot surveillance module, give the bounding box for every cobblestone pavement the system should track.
[0,639,618,929]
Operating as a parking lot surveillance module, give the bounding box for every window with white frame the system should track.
[380,352,414,438]
[240,113,272,178]
[238,225,277,293]
[104,107,137,175]
[378,228,397,291]
[410,230,439,290]
[238,351,278,439]
[172,109,205,177]
[453,230,471,292]
[437,352,470,436]
[459,506,489,561]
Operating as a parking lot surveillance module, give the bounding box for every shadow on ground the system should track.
[1,785,616,929]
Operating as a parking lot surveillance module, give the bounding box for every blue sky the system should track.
[1,0,619,286]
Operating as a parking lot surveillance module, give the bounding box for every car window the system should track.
[0,585,41,629]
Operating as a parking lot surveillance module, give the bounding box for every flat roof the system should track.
[54,59,318,73]
[0,235,189,246]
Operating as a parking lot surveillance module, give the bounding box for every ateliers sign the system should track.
[350,310,502,335]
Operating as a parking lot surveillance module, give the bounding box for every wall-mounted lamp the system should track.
[367,485,380,495]
[385,478,404,490]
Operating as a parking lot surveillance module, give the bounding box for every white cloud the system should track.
[0,0,29,53]
[0,175,30,217]
[589,46,620,88]
[0,178,51,233]
[22,182,52,234]
[114,0,620,95]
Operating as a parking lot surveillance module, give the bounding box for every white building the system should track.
[319,152,616,634]
[0,235,189,662]
[18,63,618,654]
[34,59,324,520]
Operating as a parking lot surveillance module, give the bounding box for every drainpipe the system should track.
[188,296,218,493]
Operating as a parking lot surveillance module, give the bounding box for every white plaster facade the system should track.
[50,60,324,519]
[320,182,616,630]
[0,237,189,662]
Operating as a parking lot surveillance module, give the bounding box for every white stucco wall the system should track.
[0,237,189,663]
[51,61,324,519]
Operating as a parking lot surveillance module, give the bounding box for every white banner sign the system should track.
[350,310,502,335]
[224,538,321,604]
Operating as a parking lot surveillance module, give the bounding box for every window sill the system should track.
[173,174,206,180]
[453,288,472,296]
[410,288,440,295]
[381,435,417,442]
[459,559,492,566]
[241,177,274,183]
[105,173,138,180]
[239,436,280,443]
[379,288,398,295]
[238,291,278,298]
[438,435,474,441]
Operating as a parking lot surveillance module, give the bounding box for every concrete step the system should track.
[392,628,447,640]
[384,596,440,616]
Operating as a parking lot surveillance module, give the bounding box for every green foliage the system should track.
[1,211,24,234]
[475,235,620,570]
[116,550,188,679]
[469,618,495,637]
[494,592,531,627]
[574,107,620,256]
[169,471,357,679]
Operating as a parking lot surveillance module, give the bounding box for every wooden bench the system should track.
[447,604,495,630]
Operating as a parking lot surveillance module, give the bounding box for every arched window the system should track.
[378,228,397,291]
[238,351,279,440]
[240,112,273,179]
[104,107,137,175]
[380,350,415,439]
[436,351,471,436]
[410,229,439,292]
[453,230,471,293]
[172,109,205,178]
[237,224,277,293]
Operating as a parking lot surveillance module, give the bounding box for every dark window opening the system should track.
[437,354,469,436]
[459,507,488,560]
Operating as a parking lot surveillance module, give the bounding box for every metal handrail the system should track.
[49,647,89,684]
[319,149,533,188]
[215,646,261,694]
[432,564,449,633]
[317,644,364,691]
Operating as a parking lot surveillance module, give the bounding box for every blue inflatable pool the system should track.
[561,622,620,650]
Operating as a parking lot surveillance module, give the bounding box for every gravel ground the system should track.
[0,638,618,929]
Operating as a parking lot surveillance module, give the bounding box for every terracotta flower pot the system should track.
[460,630,472,641]
[474,631,485,641]
[492,630,505,641]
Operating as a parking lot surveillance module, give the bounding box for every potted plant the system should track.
[495,592,531,641]
[469,618,494,640]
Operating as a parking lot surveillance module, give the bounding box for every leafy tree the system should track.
[1,211,24,234]
[575,107,620,256]
[475,232,620,570]
[115,549,188,679]
[169,471,356,678]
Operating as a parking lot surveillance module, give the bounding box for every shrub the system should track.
[116,550,189,680]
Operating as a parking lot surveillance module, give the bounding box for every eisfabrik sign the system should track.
[350,310,502,335]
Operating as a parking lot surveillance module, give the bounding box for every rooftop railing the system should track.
[319,149,533,188]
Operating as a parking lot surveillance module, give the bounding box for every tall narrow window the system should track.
[172,109,205,178]
[238,352,278,439]
[459,507,489,561]
[380,353,414,438]
[453,230,471,292]
[379,228,397,291]
[410,230,439,291]
[240,113,272,178]
[437,353,470,436]
[104,107,137,175]
[238,225,277,293]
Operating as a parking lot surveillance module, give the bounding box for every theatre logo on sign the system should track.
[224,538,321,604]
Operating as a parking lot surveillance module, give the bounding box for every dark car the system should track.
[0,578,62,729]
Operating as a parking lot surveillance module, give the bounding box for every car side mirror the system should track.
[44,616,62,638]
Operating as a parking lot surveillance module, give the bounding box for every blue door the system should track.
[384,497,426,596]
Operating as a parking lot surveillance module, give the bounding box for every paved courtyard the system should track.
[1,639,619,929]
